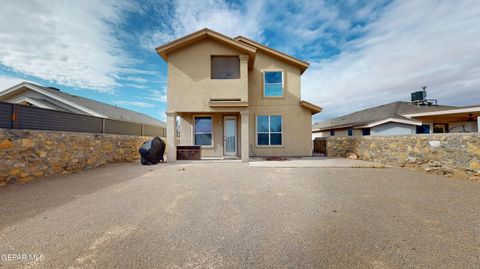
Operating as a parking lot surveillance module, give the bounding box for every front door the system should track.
[224,116,237,156]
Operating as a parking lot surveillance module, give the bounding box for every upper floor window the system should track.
[263,71,283,97]
[348,128,353,136]
[330,130,335,136]
[211,56,240,79]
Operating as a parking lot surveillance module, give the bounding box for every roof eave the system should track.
[235,36,310,74]
[355,118,422,128]
[403,107,480,118]
[300,100,322,115]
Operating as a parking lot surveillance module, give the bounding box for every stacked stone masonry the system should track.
[0,129,153,186]
[324,133,480,181]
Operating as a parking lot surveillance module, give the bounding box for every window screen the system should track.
[211,56,240,79]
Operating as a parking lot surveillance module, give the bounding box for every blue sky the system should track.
[1,0,479,122]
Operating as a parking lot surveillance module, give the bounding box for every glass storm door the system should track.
[224,116,237,156]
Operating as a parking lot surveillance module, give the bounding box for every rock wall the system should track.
[324,133,480,180]
[0,129,154,186]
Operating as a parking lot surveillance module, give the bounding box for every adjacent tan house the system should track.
[156,28,321,162]
[313,101,479,138]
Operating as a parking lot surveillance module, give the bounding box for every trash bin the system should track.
[139,137,165,165]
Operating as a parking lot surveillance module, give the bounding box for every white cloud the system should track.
[145,89,167,103]
[303,0,480,121]
[140,0,266,49]
[0,0,133,93]
[115,100,155,108]
[0,75,25,91]
[157,111,167,121]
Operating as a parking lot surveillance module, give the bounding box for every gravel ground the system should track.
[0,162,479,269]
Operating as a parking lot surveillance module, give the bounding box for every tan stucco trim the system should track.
[235,36,310,74]
[300,100,322,114]
[208,100,249,107]
[156,28,257,69]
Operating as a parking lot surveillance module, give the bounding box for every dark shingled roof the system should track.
[26,82,166,127]
[313,101,458,131]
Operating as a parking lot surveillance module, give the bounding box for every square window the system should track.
[416,124,430,134]
[270,133,282,145]
[211,56,240,79]
[257,133,269,145]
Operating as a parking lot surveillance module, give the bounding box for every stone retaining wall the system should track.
[0,129,155,186]
[324,133,480,180]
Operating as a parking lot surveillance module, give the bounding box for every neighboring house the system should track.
[313,101,480,138]
[155,28,322,162]
[0,81,166,129]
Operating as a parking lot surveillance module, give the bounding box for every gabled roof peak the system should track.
[155,28,257,69]
[155,28,310,73]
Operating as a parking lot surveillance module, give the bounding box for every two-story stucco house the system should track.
[156,29,321,162]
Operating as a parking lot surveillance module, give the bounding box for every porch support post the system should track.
[166,112,177,162]
[240,111,250,162]
[477,116,480,133]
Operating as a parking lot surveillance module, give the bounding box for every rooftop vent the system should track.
[411,86,437,106]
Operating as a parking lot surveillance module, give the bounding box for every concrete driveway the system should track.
[0,162,479,268]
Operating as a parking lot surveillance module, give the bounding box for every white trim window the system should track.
[194,116,213,146]
[263,71,283,97]
[257,115,282,146]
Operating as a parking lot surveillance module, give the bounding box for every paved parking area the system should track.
[0,162,479,268]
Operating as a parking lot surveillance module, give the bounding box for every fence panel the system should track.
[0,101,166,136]
[105,119,142,136]
[0,102,12,129]
[18,106,103,133]
[143,124,166,137]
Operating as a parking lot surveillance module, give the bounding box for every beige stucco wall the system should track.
[247,51,312,156]
[167,37,314,157]
[167,39,248,112]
